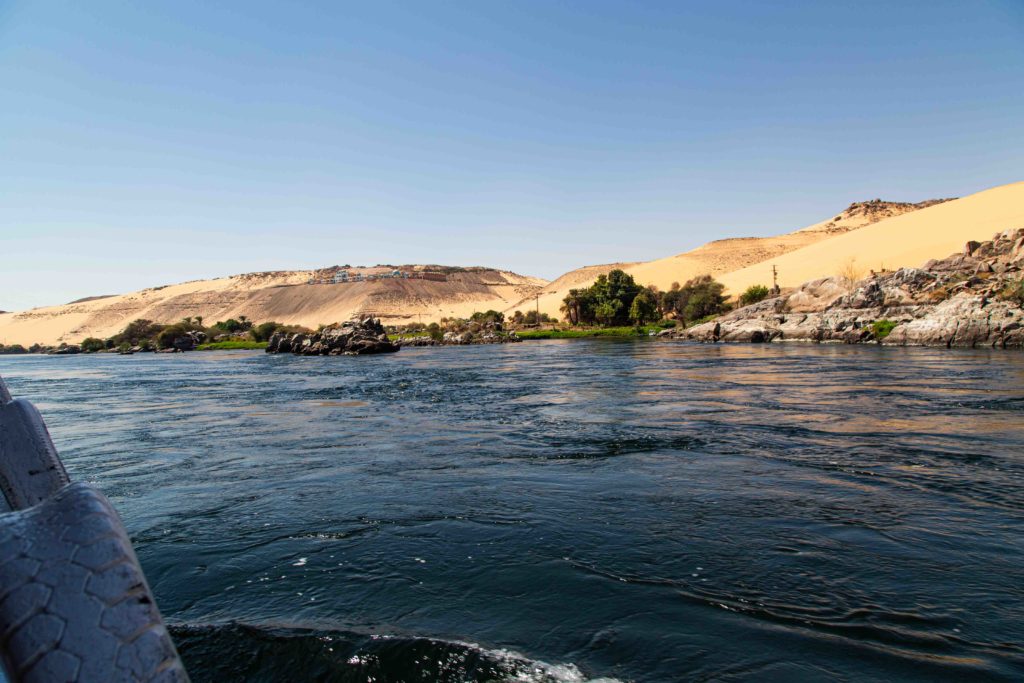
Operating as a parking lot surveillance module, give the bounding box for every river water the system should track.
[1,340,1022,682]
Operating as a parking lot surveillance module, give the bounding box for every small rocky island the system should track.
[266,317,399,355]
[665,228,1024,348]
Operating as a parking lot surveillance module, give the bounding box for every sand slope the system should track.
[718,181,1024,295]
[510,197,954,319]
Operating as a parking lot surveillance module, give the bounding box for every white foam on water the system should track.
[364,633,622,682]
[444,641,622,683]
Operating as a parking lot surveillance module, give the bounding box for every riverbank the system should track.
[516,325,662,339]
[663,228,1024,348]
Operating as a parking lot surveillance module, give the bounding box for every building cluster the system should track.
[306,270,448,285]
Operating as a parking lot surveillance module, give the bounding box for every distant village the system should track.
[306,269,448,285]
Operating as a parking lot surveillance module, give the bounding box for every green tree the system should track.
[562,269,643,326]
[680,275,729,323]
[561,289,588,325]
[594,300,621,325]
[656,275,730,324]
[110,319,164,347]
[628,290,658,324]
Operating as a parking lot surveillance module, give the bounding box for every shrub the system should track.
[252,321,282,342]
[0,344,28,355]
[739,284,771,306]
[1001,278,1024,306]
[110,319,164,347]
[212,319,243,333]
[871,319,897,340]
[80,337,106,353]
[838,257,865,289]
[470,310,504,325]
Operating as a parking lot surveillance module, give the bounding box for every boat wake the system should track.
[170,622,622,683]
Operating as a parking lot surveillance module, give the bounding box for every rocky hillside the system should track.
[670,228,1024,348]
[795,198,954,236]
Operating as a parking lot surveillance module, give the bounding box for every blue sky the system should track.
[1,0,1022,311]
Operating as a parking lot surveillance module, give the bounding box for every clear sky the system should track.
[1,0,1022,311]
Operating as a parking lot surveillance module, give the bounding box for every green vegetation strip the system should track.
[196,341,268,351]
[517,326,659,339]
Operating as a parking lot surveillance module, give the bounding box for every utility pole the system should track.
[771,264,780,297]
[535,293,540,327]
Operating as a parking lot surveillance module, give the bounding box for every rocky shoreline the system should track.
[664,228,1024,348]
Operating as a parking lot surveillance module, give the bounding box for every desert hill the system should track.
[719,181,1024,295]
[509,197,955,319]
[3,182,1023,347]
[0,267,546,347]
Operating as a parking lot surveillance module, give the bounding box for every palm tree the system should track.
[561,290,582,325]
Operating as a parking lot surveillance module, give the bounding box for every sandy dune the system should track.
[0,268,545,347]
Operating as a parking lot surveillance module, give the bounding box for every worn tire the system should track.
[0,482,189,682]
[0,374,189,681]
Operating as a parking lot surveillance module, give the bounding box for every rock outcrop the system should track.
[394,324,520,347]
[665,228,1024,348]
[266,317,399,356]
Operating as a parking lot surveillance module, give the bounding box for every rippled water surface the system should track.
[2,341,1023,682]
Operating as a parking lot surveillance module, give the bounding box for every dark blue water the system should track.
[2,340,1023,682]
